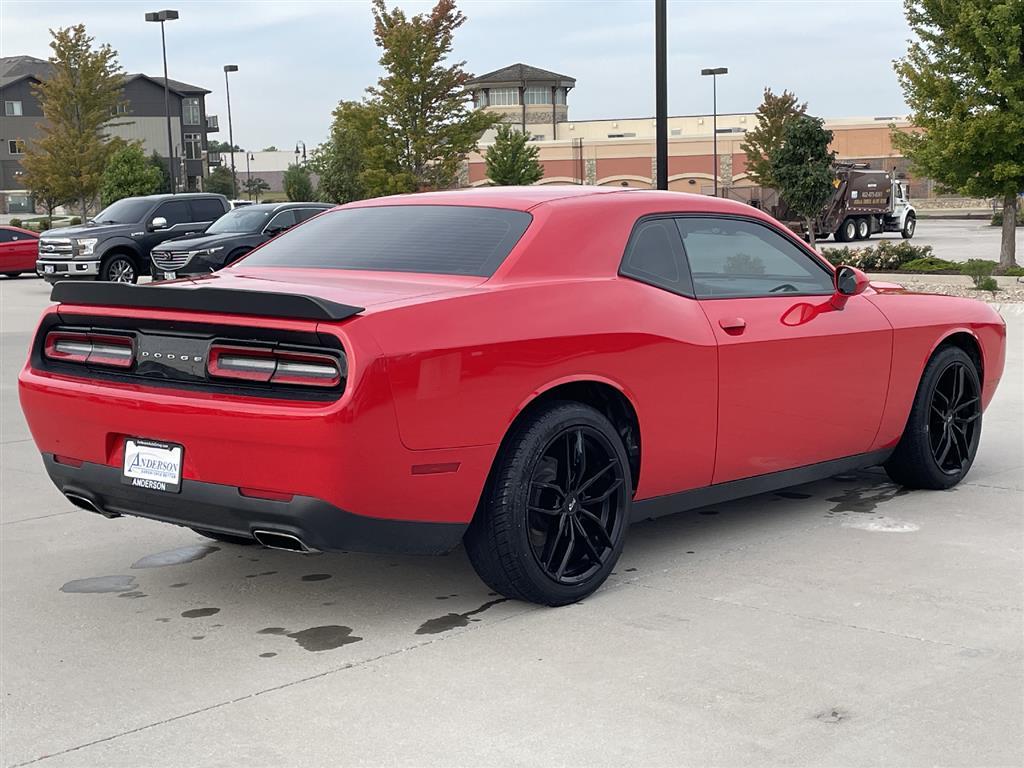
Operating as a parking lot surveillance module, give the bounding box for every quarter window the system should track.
[183,97,201,125]
[5,100,23,116]
[190,198,226,222]
[676,217,834,298]
[619,218,693,297]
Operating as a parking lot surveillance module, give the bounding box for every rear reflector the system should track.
[208,344,342,388]
[44,331,134,369]
[239,487,294,502]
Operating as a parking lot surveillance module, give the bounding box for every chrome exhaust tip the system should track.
[65,492,120,518]
[252,529,317,554]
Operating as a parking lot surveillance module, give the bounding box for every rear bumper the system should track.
[44,455,467,555]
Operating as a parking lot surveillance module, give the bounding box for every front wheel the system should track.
[902,214,916,239]
[465,402,631,606]
[884,346,982,490]
[100,254,138,283]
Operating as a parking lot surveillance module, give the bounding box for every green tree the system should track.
[208,140,242,154]
[147,151,171,193]
[769,116,836,249]
[261,145,278,152]
[311,100,385,203]
[20,25,124,218]
[485,125,544,185]
[893,0,1023,269]
[367,0,499,192]
[22,160,69,223]
[243,177,270,202]
[740,88,807,188]
[99,143,162,205]
[206,165,237,197]
[283,163,315,201]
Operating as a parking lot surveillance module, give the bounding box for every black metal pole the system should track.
[712,73,718,197]
[160,21,175,194]
[655,0,668,191]
[224,70,237,199]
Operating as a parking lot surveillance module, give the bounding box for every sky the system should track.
[1,0,915,151]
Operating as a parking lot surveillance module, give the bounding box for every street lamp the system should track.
[294,141,306,166]
[245,152,254,201]
[223,64,238,199]
[654,0,667,190]
[145,10,180,195]
[700,66,728,196]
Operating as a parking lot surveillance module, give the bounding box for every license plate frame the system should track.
[43,265,55,274]
[121,438,183,493]
[163,271,176,281]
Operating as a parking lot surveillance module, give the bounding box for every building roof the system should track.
[0,55,52,89]
[467,63,575,87]
[124,73,210,95]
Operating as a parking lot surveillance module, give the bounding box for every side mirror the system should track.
[832,265,870,309]
[149,216,168,231]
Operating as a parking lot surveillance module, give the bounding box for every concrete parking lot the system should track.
[1,275,1021,767]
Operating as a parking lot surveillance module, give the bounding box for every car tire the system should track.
[464,401,632,606]
[100,254,138,283]
[191,528,257,546]
[3,272,22,278]
[856,218,871,240]
[835,218,856,242]
[884,345,983,490]
[902,214,916,239]
[226,248,251,266]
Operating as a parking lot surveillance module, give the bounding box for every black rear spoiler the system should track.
[50,281,364,322]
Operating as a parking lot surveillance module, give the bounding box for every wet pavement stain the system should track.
[155,617,171,623]
[245,571,278,579]
[117,591,147,599]
[624,567,638,572]
[301,574,332,582]
[191,635,205,640]
[169,583,188,588]
[415,598,510,636]
[257,627,288,635]
[827,483,911,515]
[286,625,362,652]
[60,575,137,594]
[259,652,277,658]
[815,708,849,724]
[775,491,813,499]
[131,545,220,569]
[181,607,220,618]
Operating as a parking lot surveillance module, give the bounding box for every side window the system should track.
[0,230,14,243]
[266,210,298,232]
[619,218,693,297]
[295,208,324,223]
[676,217,834,298]
[190,198,226,223]
[153,201,191,227]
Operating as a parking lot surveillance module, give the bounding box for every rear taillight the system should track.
[44,331,134,369]
[207,344,342,388]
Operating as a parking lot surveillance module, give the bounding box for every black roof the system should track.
[237,202,333,213]
[467,63,575,87]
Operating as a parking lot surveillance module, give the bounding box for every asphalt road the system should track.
[848,218,1023,263]
[1,276,1022,767]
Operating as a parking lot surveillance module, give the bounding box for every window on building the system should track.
[474,91,488,109]
[111,101,131,115]
[5,100,23,116]
[489,87,519,106]
[670,128,682,136]
[8,139,26,155]
[554,88,566,105]
[184,133,202,160]
[531,134,545,141]
[183,97,201,125]
[524,86,550,105]
[607,132,637,139]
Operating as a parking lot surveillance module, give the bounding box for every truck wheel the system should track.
[856,218,871,240]
[901,214,916,239]
[836,218,856,242]
[464,402,631,606]
[100,254,138,283]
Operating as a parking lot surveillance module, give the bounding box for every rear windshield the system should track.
[240,205,532,277]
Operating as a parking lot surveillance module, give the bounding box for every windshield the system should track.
[206,208,274,234]
[241,205,533,277]
[92,198,154,225]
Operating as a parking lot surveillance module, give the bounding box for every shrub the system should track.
[975,276,999,293]
[990,210,1023,227]
[69,217,81,225]
[9,218,22,228]
[820,241,933,271]
[899,256,961,273]
[962,259,996,288]
[35,218,51,232]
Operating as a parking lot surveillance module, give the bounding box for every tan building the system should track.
[466,64,921,201]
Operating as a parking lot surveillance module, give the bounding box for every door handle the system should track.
[718,317,746,334]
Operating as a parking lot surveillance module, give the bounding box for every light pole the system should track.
[145,10,180,194]
[700,67,728,196]
[654,0,667,190]
[245,152,254,201]
[294,141,306,166]
[223,64,238,199]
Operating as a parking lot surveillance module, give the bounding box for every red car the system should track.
[19,188,1006,605]
[0,225,39,277]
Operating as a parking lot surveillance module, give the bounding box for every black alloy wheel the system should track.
[465,402,631,605]
[885,345,982,489]
[927,361,981,476]
[102,254,137,283]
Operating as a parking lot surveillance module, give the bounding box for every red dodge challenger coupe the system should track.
[19,187,1006,605]
[1,225,40,278]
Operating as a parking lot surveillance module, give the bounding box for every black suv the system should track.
[150,202,333,280]
[37,193,230,283]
